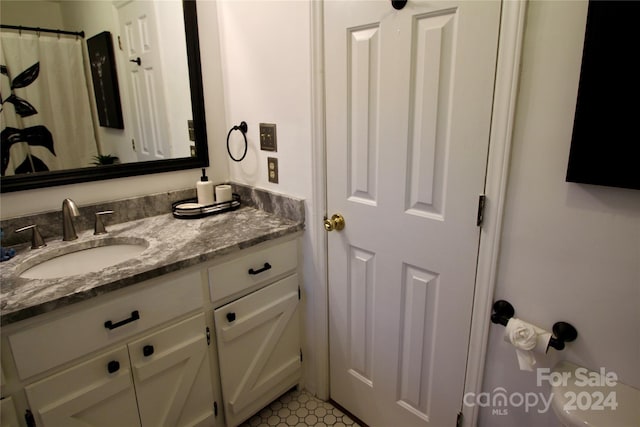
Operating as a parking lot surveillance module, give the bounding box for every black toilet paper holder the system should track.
[491,300,578,351]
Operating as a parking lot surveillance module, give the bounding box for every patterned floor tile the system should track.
[238,388,361,427]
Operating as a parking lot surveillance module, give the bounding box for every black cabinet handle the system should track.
[143,345,154,357]
[104,310,140,330]
[107,360,120,374]
[248,262,271,275]
[226,312,236,323]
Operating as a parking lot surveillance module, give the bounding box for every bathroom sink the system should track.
[18,238,148,279]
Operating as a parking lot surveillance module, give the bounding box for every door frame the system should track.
[309,1,528,426]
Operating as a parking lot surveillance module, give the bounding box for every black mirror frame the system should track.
[1,0,209,193]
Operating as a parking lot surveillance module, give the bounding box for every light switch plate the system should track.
[260,123,277,152]
[268,157,279,183]
[188,120,195,141]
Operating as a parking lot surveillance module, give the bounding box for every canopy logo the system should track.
[463,388,553,416]
[465,367,619,416]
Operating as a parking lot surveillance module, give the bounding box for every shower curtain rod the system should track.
[0,24,84,38]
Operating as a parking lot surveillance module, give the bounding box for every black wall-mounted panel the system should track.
[566,1,639,190]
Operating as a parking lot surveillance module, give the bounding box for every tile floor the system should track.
[238,388,362,427]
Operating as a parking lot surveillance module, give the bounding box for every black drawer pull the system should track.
[143,345,154,357]
[107,360,120,374]
[104,310,140,330]
[248,262,271,275]
[226,312,236,323]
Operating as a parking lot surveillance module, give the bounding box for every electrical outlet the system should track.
[268,157,279,183]
[260,123,277,152]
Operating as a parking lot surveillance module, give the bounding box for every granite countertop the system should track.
[0,207,303,326]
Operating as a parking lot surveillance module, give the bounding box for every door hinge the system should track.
[298,286,301,300]
[214,401,218,417]
[206,326,211,346]
[300,349,303,362]
[25,409,36,427]
[476,194,486,227]
[456,411,463,427]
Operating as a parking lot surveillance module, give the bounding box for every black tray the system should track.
[172,193,240,219]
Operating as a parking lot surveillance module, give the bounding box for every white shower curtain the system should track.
[0,32,97,176]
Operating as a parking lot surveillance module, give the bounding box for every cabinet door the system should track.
[1,396,20,427]
[128,313,215,427]
[214,274,301,427]
[24,346,140,427]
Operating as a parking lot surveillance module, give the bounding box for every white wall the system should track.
[0,0,229,218]
[215,0,319,391]
[216,1,312,199]
[0,1,63,28]
[479,1,640,425]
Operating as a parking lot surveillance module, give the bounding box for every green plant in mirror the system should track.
[91,154,120,166]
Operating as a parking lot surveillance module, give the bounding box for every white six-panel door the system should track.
[325,1,501,425]
[117,0,171,162]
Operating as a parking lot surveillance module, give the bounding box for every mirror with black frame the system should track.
[0,0,208,193]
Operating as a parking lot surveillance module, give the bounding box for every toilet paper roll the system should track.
[215,185,232,203]
[504,318,552,371]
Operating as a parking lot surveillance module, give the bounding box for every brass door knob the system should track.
[324,214,345,232]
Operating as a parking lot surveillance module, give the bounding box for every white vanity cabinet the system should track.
[1,233,303,427]
[2,269,216,427]
[208,238,302,427]
[24,314,214,427]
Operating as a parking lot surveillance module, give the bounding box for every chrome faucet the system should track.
[62,198,80,241]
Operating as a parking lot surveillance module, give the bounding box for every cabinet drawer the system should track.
[209,238,297,304]
[9,270,203,380]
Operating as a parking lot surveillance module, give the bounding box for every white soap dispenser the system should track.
[196,168,214,205]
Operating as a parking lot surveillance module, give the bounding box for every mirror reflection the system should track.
[1,0,199,180]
